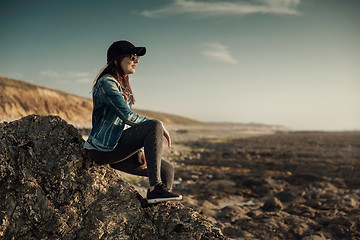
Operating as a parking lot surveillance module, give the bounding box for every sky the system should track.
[0,0,359,130]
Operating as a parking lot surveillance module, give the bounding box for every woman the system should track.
[84,40,182,204]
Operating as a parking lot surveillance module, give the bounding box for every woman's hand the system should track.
[162,125,172,148]
[138,151,147,169]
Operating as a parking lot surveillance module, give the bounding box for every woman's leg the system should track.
[88,120,165,187]
[110,153,181,204]
[158,160,174,191]
[110,155,175,190]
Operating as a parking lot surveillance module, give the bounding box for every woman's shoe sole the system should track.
[147,195,183,204]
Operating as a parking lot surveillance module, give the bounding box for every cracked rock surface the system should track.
[0,115,225,240]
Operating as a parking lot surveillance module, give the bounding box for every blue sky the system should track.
[1,0,359,130]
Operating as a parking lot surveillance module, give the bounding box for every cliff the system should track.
[0,115,224,239]
[0,76,201,126]
[0,76,92,124]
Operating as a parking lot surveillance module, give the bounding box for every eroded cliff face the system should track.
[0,115,225,240]
[0,77,93,124]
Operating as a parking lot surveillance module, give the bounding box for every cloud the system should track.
[67,71,93,83]
[40,69,93,83]
[136,0,301,18]
[202,42,238,64]
[40,69,61,78]
[75,78,93,83]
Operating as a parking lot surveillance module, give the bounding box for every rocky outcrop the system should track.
[0,115,225,240]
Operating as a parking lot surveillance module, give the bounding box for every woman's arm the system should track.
[99,78,149,126]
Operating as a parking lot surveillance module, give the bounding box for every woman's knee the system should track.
[145,119,164,134]
[147,119,163,128]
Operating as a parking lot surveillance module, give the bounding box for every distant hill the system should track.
[0,76,201,126]
[133,109,202,125]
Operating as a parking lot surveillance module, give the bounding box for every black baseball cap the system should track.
[107,40,146,63]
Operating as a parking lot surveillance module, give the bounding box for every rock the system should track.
[237,211,292,239]
[275,191,296,202]
[222,225,243,239]
[341,193,359,209]
[305,199,323,209]
[217,205,250,222]
[246,209,262,218]
[302,232,326,240]
[283,215,315,238]
[262,197,283,211]
[324,216,356,238]
[285,203,316,218]
[207,180,236,189]
[242,178,267,194]
[0,115,225,239]
[286,173,326,186]
[199,200,218,218]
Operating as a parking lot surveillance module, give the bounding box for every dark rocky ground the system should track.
[163,131,360,239]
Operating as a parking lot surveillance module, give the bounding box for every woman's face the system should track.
[120,55,139,75]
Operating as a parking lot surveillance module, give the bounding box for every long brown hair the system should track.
[92,55,135,104]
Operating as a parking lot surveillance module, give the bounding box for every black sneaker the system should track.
[147,183,183,204]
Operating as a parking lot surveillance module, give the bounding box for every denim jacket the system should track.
[86,74,149,151]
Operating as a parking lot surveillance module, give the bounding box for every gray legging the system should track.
[87,120,174,190]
